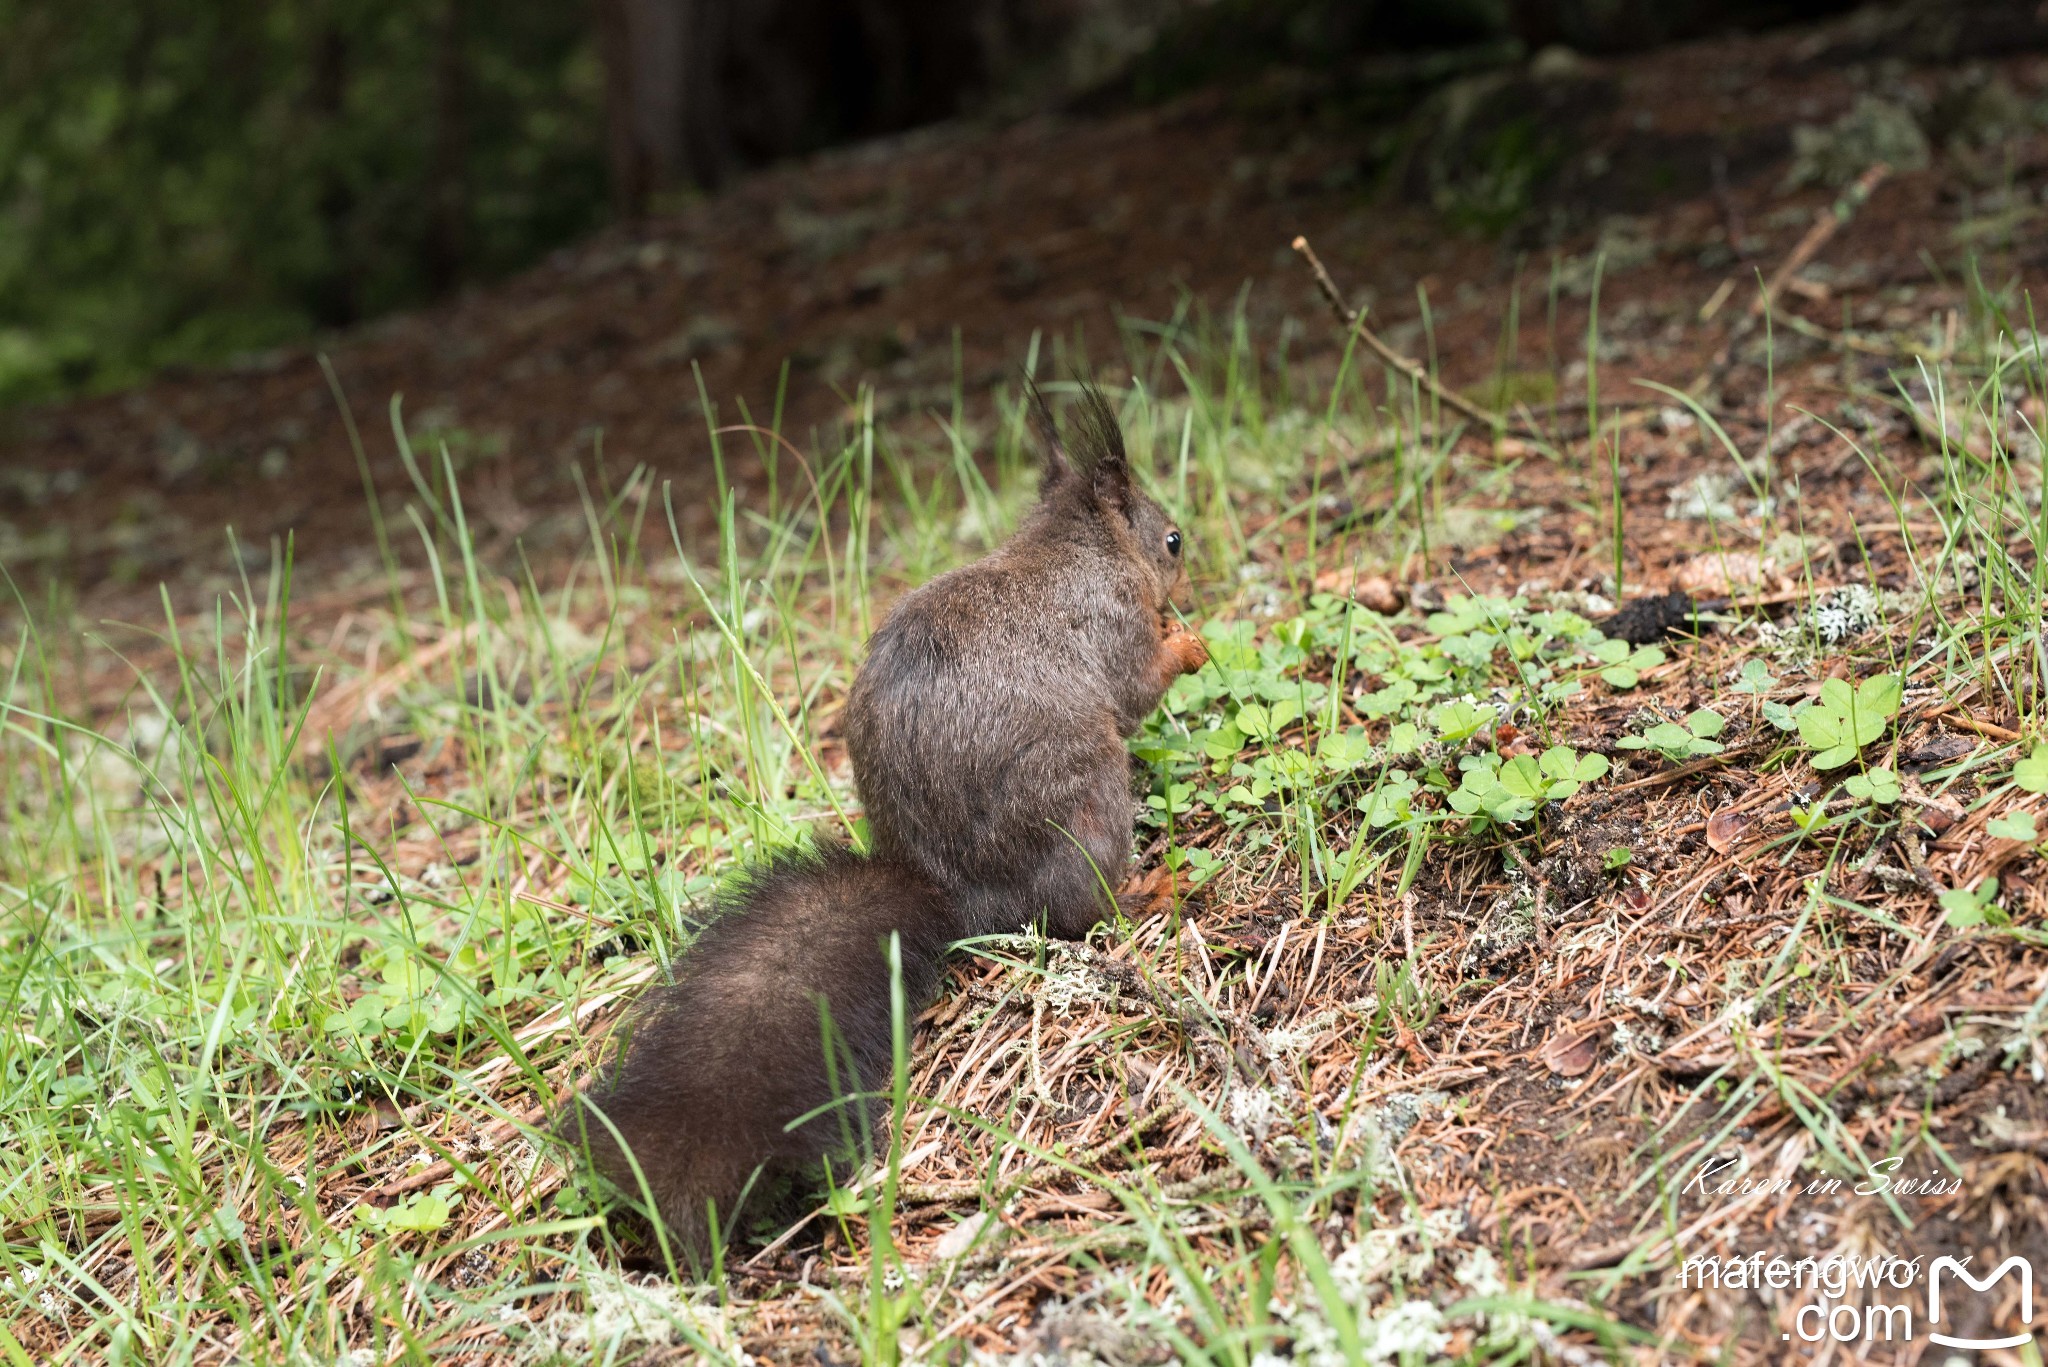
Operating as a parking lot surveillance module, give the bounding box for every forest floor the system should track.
[7,5,2048,1364]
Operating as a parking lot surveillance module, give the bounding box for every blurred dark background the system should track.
[0,0,1918,410]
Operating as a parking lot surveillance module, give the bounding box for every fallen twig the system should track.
[895,1101,1183,1207]
[1755,163,1892,318]
[1292,236,1515,434]
[367,1096,556,1203]
[1693,161,1893,394]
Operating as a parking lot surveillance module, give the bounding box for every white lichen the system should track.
[1225,1082,1283,1144]
[1810,584,1882,645]
[1665,471,1741,523]
[521,1268,745,1362]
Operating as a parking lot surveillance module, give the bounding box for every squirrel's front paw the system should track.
[1161,622,1209,676]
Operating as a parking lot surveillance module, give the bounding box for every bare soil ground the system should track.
[12,10,2038,608]
[10,5,2048,1363]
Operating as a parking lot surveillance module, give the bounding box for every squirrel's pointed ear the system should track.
[1024,377,1074,490]
[1074,384,1134,520]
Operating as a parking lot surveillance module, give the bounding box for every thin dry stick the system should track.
[895,1101,1182,1207]
[1753,162,1892,317]
[1245,921,1290,1014]
[1296,922,1329,1016]
[296,622,476,758]
[367,1095,557,1202]
[1693,161,1892,392]
[1292,236,1512,433]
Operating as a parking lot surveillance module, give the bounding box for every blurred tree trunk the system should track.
[596,0,1008,216]
[423,0,470,292]
[597,0,738,215]
[599,0,666,215]
[309,16,359,325]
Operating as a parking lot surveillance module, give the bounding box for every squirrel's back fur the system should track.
[846,384,1188,939]
[558,382,1196,1268]
[559,843,953,1263]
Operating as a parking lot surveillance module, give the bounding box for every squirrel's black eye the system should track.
[1165,529,1182,558]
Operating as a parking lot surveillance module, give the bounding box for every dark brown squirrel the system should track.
[557,383,1207,1266]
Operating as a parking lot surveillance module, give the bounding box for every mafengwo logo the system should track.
[1928,1255,2034,1351]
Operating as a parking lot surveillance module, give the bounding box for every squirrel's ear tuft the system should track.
[1024,376,1074,490]
[1071,383,1133,519]
[1025,377,1133,518]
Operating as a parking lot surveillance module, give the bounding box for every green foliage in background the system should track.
[0,0,607,406]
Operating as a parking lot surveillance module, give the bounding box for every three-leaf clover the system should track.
[1449,746,1608,826]
[1163,844,1221,887]
[1501,745,1611,802]
[1360,772,1420,828]
[1360,678,1418,719]
[1448,758,1531,826]
[1316,727,1373,770]
[1988,810,2039,842]
[1841,765,1900,805]
[1940,878,2006,929]
[2014,744,2048,794]
[1195,721,1246,762]
[1430,699,1496,743]
[358,1185,457,1234]
[1793,674,1903,770]
[1235,699,1302,743]
[1730,659,1779,695]
[1617,709,1726,763]
[1146,781,1197,818]
[1788,799,1830,832]
[1385,720,1423,756]
[1593,639,1666,690]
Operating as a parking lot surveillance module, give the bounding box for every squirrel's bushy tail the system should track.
[556,842,956,1265]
